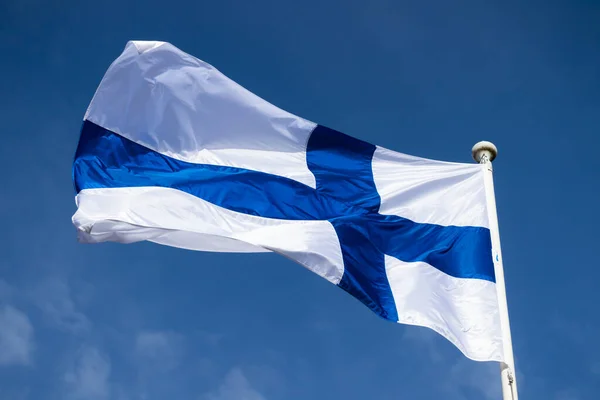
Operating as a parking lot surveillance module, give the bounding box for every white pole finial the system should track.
[472,141,498,164]
[473,141,518,400]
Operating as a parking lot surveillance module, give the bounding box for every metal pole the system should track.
[472,142,519,400]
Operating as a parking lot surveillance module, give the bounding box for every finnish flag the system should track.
[72,41,503,362]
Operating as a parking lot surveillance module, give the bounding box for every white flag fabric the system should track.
[72,41,503,362]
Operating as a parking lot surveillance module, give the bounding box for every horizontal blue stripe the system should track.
[73,122,365,220]
[73,120,495,322]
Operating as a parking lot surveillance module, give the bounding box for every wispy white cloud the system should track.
[0,304,34,366]
[64,346,111,400]
[194,329,224,348]
[401,325,501,400]
[202,368,267,400]
[446,358,500,400]
[401,325,445,363]
[135,330,184,371]
[126,330,187,399]
[556,388,580,400]
[30,278,90,334]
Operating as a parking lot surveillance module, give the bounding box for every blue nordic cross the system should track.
[73,121,495,322]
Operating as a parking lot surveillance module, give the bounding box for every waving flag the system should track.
[72,41,503,362]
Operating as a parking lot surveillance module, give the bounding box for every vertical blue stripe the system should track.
[307,125,398,321]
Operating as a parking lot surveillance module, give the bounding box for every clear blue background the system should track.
[1,1,599,399]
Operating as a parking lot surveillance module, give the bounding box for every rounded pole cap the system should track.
[472,141,498,163]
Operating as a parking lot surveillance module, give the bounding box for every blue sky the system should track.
[1,0,599,399]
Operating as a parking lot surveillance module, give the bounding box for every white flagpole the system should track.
[472,142,519,400]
